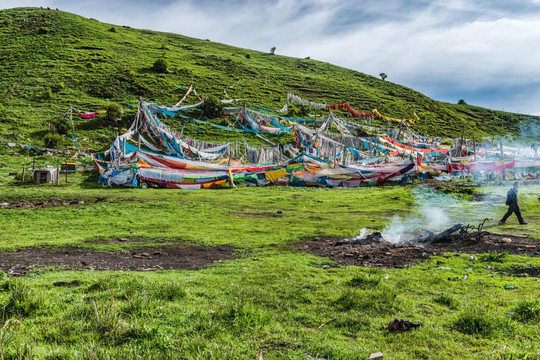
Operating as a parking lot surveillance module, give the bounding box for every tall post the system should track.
[21,167,26,184]
[56,160,60,186]
[397,119,403,140]
[459,128,464,157]
[500,139,505,180]
[473,135,477,162]
[65,161,68,183]
[257,145,263,164]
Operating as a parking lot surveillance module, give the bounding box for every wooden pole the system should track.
[459,128,464,157]
[65,161,68,183]
[397,119,403,140]
[257,145,263,164]
[56,160,60,186]
[32,157,36,170]
[500,139,505,180]
[21,167,26,184]
[473,135,477,162]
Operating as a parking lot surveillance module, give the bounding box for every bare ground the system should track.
[300,233,539,269]
[0,244,235,276]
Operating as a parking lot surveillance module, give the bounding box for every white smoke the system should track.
[354,227,368,240]
[382,187,458,243]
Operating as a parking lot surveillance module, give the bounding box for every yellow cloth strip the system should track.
[202,179,227,189]
[265,168,287,181]
[228,168,235,186]
[372,109,415,124]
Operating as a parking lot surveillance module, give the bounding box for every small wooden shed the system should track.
[32,167,58,184]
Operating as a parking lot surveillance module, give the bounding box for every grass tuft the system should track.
[1,279,41,318]
[453,310,495,336]
[347,274,381,288]
[452,309,515,337]
[152,282,187,301]
[512,299,540,323]
[333,288,400,314]
[434,294,459,309]
[479,251,509,263]
[214,302,271,333]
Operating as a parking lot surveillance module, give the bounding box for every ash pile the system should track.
[302,218,537,268]
[337,220,489,247]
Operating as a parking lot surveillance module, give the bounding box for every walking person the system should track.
[500,182,527,225]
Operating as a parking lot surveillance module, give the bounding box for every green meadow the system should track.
[0,154,539,359]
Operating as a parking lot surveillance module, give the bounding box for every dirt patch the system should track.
[416,179,470,190]
[0,244,235,276]
[229,212,282,218]
[506,266,540,278]
[0,199,86,209]
[301,233,539,268]
[471,193,505,202]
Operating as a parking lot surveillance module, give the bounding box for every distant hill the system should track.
[0,7,537,151]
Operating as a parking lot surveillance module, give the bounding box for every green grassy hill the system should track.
[0,7,536,151]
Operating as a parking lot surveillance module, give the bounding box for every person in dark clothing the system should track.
[500,182,527,225]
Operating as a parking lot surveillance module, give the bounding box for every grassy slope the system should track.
[0,7,537,154]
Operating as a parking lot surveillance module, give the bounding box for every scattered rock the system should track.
[365,352,384,360]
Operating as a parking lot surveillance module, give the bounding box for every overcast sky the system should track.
[2,0,540,115]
